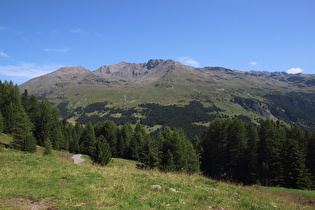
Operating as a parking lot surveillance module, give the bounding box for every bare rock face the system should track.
[94,61,147,80]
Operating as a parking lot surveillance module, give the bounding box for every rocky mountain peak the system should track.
[146,59,165,69]
[54,66,90,74]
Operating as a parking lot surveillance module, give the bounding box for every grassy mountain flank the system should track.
[19,59,315,136]
[1,134,315,209]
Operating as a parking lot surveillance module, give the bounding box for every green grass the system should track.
[1,134,314,209]
[260,186,315,200]
[0,133,13,147]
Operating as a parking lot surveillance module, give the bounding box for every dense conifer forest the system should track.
[1,80,315,189]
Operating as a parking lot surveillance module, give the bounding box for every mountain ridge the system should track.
[18,59,315,137]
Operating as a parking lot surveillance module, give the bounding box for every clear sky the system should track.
[1,0,315,84]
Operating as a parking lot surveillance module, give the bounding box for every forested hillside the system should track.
[19,60,315,138]
[1,80,315,189]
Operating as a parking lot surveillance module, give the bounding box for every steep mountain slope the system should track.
[19,59,315,137]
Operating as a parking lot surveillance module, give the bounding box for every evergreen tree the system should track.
[157,127,199,173]
[244,124,259,184]
[201,118,232,179]
[258,119,286,186]
[127,134,140,160]
[27,95,40,127]
[49,107,65,150]
[43,138,53,155]
[191,136,203,160]
[93,135,112,166]
[183,140,200,174]
[0,82,33,150]
[127,124,146,161]
[22,132,37,153]
[95,121,118,157]
[137,125,158,169]
[71,122,83,153]
[283,124,312,189]
[11,104,33,150]
[117,123,133,158]
[36,100,54,146]
[0,112,4,133]
[60,118,69,150]
[307,131,315,188]
[163,149,175,171]
[21,89,30,112]
[80,122,96,157]
[226,119,247,182]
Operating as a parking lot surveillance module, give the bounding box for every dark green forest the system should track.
[1,80,315,189]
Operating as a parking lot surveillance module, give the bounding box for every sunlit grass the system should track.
[1,134,314,209]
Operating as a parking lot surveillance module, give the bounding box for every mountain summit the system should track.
[19,59,315,136]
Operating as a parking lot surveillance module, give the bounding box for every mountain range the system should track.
[19,59,315,137]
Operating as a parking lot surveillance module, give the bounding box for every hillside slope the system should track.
[19,59,315,136]
[0,136,314,209]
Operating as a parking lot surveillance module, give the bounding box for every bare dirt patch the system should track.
[261,189,314,206]
[302,200,315,206]
[0,195,57,210]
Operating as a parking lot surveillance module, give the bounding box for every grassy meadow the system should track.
[0,134,314,209]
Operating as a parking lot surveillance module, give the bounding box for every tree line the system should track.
[201,118,315,189]
[1,80,314,189]
[0,81,199,172]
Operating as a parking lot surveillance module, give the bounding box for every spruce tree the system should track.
[184,140,200,174]
[201,118,232,179]
[0,112,4,133]
[244,124,259,184]
[22,132,37,153]
[283,124,312,189]
[80,122,96,157]
[191,136,203,159]
[258,119,286,186]
[127,135,140,160]
[43,138,53,155]
[11,105,33,150]
[21,89,30,112]
[97,121,118,157]
[49,107,65,150]
[163,149,175,171]
[36,100,54,146]
[307,131,315,188]
[94,135,112,166]
[226,119,247,182]
[156,127,199,173]
[72,122,83,153]
[127,124,146,161]
[117,123,133,158]
[27,95,40,127]
[138,126,158,169]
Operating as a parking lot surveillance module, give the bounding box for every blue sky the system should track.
[1,0,315,84]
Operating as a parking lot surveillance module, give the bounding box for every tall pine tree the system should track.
[283,124,312,189]
[80,122,96,157]
[258,120,286,186]
[93,135,112,166]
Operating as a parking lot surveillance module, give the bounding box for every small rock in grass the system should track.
[150,185,162,190]
[169,188,178,192]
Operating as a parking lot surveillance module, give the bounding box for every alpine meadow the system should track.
[1,58,315,208]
